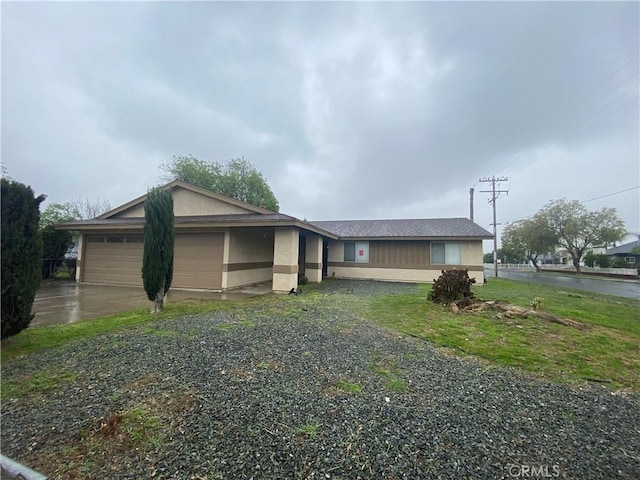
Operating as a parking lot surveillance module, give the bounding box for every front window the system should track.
[431,242,461,265]
[344,241,369,263]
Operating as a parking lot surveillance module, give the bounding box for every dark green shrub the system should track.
[584,252,596,268]
[428,268,476,305]
[611,256,628,268]
[595,254,611,268]
[1,178,46,338]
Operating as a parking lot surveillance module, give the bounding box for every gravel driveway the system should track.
[2,280,638,479]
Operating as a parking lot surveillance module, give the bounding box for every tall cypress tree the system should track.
[1,178,46,338]
[142,187,174,313]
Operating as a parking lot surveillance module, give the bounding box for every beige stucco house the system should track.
[58,180,492,292]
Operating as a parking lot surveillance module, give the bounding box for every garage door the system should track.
[173,233,224,290]
[83,234,144,286]
[83,233,224,290]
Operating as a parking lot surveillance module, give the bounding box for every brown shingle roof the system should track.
[309,218,493,239]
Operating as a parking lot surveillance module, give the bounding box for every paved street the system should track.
[486,268,640,300]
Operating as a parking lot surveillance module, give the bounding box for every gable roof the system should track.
[606,240,640,255]
[57,213,338,239]
[98,179,275,219]
[310,218,493,240]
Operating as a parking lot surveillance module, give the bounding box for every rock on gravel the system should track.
[1,280,638,479]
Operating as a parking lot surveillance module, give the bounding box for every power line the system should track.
[501,185,639,225]
[581,185,640,203]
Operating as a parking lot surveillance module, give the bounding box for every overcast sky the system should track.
[2,1,639,249]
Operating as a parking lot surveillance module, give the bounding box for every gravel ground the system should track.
[1,280,639,479]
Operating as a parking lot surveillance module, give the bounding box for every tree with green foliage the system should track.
[40,203,78,278]
[161,155,279,211]
[501,217,556,272]
[1,178,46,338]
[142,187,174,313]
[537,199,625,273]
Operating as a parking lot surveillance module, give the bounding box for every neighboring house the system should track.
[57,180,492,293]
[606,240,640,266]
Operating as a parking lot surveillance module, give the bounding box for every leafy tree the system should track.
[538,199,626,273]
[611,256,628,268]
[142,187,174,313]
[40,203,78,278]
[161,155,279,211]
[1,178,46,338]
[39,199,112,278]
[501,217,556,272]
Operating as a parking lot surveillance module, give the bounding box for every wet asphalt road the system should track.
[487,268,640,300]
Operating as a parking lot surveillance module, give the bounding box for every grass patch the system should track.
[2,368,78,400]
[296,421,322,436]
[370,354,408,392]
[336,379,363,394]
[215,318,256,332]
[369,279,640,390]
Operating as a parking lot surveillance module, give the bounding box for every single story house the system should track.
[606,240,640,266]
[57,180,493,293]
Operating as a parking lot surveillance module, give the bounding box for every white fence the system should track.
[484,263,638,277]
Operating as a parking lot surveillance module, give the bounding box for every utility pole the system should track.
[469,188,474,222]
[479,176,509,278]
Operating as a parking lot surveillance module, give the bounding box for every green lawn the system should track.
[369,279,640,390]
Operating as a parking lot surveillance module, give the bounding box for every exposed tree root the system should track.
[450,299,590,330]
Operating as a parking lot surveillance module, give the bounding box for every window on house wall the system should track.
[431,242,461,265]
[625,256,636,264]
[344,241,369,263]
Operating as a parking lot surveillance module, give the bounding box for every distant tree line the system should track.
[500,199,626,273]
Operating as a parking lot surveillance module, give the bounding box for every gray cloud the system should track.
[2,1,638,243]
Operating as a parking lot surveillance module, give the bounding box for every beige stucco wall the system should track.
[273,228,299,292]
[327,240,346,262]
[224,228,275,289]
[76,233,84,282]
[117,186,255,218]
[226,268,273,289]
[461,241,483,265]
[305,236,323,283]
[228,228,274,263]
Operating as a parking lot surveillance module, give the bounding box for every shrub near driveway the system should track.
[1,280,639,479]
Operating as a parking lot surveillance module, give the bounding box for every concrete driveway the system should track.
[32,281,271,327]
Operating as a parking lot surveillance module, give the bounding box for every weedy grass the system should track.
[296,422,322,436]
[336,379,363,394]
[0,299,245,362]
[1,368,78,400]
[369,279,640,390]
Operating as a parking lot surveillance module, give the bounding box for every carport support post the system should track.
[273,228,299,293]
[305,236,323,283]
